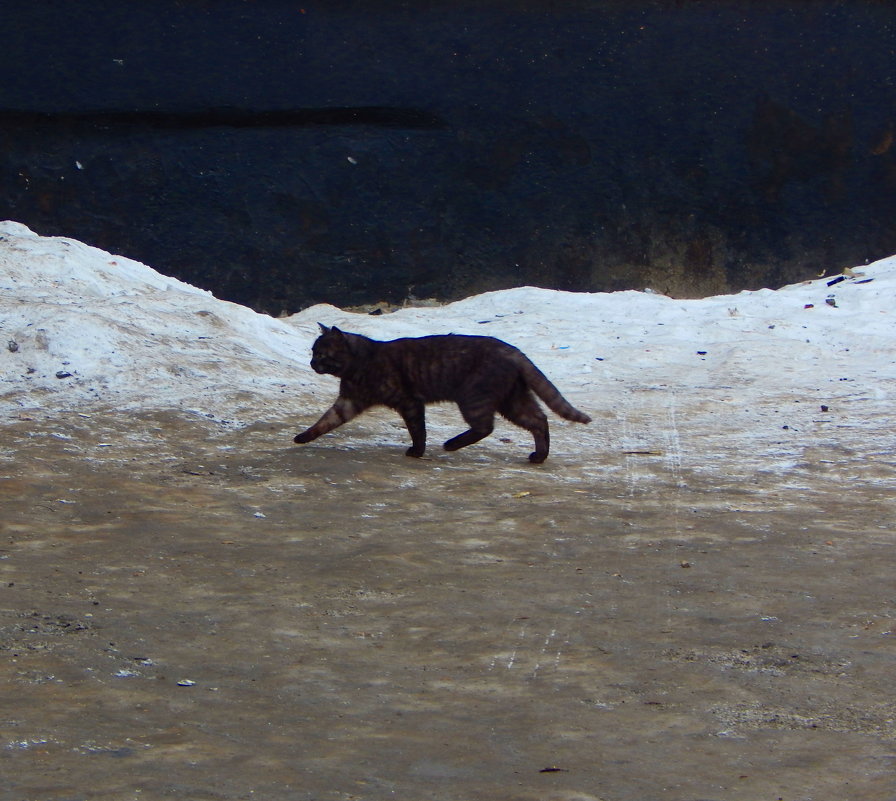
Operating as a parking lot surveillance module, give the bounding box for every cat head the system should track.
[310,323,353,376]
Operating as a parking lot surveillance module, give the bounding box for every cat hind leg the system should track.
[499,387,550,463]
[444,399,495,452]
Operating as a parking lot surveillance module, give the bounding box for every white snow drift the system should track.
[1,220,893,467]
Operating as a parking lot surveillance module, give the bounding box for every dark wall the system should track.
[3,1,896,313]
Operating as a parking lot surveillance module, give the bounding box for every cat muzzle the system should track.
[311,357,341,375]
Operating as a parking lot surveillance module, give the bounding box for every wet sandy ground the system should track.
[1,402,894,801]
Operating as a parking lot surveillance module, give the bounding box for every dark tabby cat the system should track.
[293,324,590,462]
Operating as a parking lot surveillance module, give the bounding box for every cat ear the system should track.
[317,322,330,334]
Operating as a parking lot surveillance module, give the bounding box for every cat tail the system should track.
[511,352,592,424]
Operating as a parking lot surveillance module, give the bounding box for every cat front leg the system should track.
[397,401,427,457]
[293,398,361,444]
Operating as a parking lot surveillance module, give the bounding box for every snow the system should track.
[1,220,894,470]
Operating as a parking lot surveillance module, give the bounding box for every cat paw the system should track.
[528,451,547,464]
[293,431,314,444]
[405,445,425,458]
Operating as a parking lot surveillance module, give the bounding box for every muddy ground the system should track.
[1,401,894,801]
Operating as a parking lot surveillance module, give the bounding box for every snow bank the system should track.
[1,221,893,443]
[0,222,318,418]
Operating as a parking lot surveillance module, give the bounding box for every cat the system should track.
[293,324,590,463]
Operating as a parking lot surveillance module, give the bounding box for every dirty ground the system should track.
[0,401,894,801]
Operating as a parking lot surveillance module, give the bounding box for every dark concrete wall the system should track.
[3,1,896,313]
